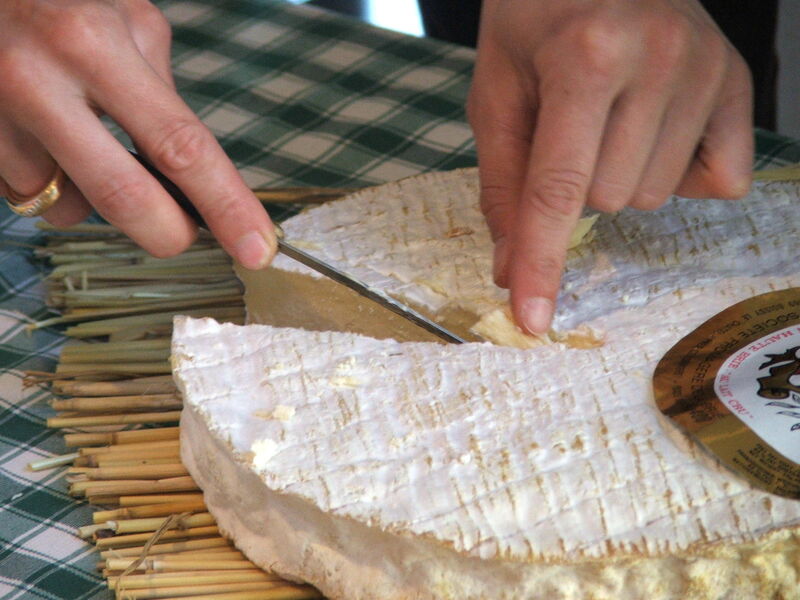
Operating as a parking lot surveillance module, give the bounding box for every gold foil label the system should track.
[653,288,800,499]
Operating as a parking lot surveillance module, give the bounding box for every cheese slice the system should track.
[173,169,800,599]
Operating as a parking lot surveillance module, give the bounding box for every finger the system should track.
[0,120,92,225]
[25,98,201,257]
[87,40,277,269]
[626,110,706,211]
[585,44,686,213]
[0,171,93,228]
[631,49,749,210]
[468,71,536,288]
[676,57,753,200]
[39,178,94,226]
[586,90,668,213]
[509,79,616,334]
[0,119,55,195]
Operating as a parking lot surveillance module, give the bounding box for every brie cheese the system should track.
[173,170,800,599]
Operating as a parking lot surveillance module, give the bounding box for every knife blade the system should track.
[130,151,466,344]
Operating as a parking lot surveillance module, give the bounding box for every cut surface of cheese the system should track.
[174,170,800,599]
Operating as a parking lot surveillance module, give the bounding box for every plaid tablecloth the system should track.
[1,1,799,597]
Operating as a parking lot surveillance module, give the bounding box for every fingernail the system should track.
[234,231,277,270]
[521,297,553,335]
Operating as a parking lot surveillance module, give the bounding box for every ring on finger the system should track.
[4,163,67,217]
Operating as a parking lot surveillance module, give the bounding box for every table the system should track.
[0,1,799,597]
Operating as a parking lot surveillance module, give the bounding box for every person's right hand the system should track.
[0,0,277,270]
[468,0,754,335]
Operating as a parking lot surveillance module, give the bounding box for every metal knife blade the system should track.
[276,237,465,343]
[130,150,465,344]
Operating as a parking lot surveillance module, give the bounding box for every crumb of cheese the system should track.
[472,307,604,350]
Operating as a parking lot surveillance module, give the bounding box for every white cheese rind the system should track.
[174,294,800,561]
[173,171,800,599]
[181,401,800,600]
[175,306,800,599]
[271,169,800,330]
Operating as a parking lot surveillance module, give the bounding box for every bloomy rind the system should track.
[177,341,800,600]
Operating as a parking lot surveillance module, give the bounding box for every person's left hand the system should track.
[468,0,754,334]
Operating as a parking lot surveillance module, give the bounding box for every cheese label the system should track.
[654,288,800,499]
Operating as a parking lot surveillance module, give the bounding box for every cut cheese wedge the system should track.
[175,307,800,600]
[173,169,800,599]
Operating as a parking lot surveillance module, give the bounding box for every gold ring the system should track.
[5,164,66,218]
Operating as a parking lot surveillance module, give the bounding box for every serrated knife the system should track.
[131,151,466,344]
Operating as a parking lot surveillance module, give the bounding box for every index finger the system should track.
[509,81,614,334]
[91,44,277,270]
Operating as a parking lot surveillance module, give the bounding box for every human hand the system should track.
[0,0,276,270]
[468,0,753,334]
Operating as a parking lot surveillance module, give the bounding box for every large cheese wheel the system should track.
[172,170,800,599]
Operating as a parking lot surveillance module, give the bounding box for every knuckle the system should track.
[722,78,754,117]
[46,2,116,63]
[479,192,513,241]
[130,1,173,45]
[704,34,731,70]
[94,175,194,258]
[726,53,754,96]
[0,2,119,95]
[472,109,533,149]
[694,36,733,94]
[567,18,627,78]
[150,120,214,174]
[479,182,513,214]
[467,89,513,133]
[524,168,589,219]
[143,225,197,258]
[195,191,249,227]
[647,17,693,70]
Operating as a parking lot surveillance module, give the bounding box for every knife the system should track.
[130,151,466,344]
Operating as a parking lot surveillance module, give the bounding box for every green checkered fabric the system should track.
[1,1,476,597]
[1,0,800,597]
[0,216,107,599]
[164,0,476,186]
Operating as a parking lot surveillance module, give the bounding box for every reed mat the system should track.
[26,220,329,600]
